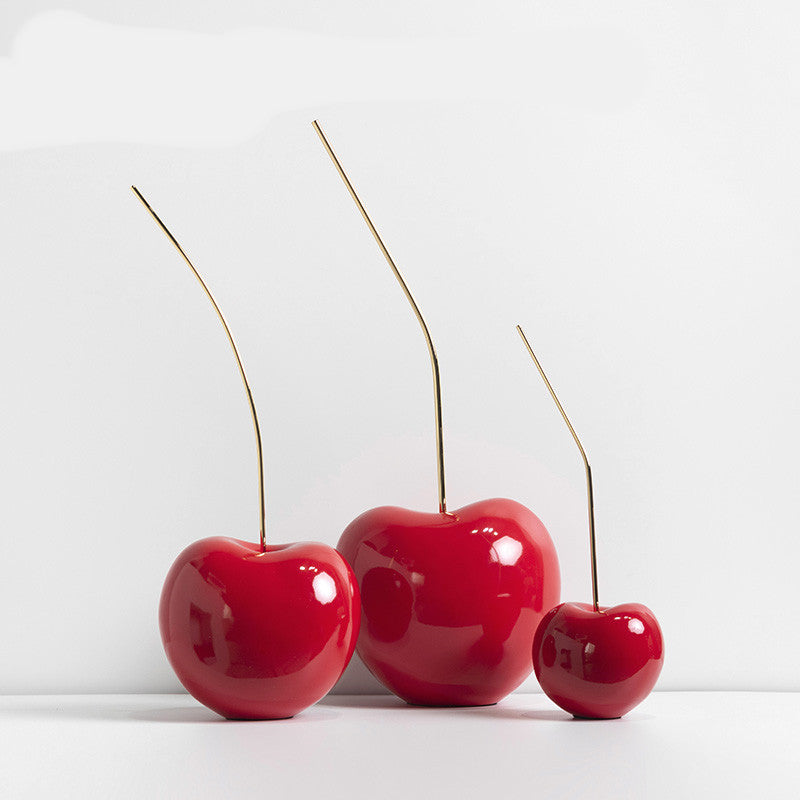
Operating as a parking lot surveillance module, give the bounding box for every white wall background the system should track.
[1,1,798,694]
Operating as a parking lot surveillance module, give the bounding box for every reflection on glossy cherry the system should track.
[160,537,360,720]
[532,602,663,719]
[338,498,560,706]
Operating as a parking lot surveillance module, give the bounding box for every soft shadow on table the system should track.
[319,694,565,719]
[129,706,339,724]
[0,701,208,724]
[319,694,509,715]
[2,700,337,725]
[461,704,655,723]
[470,706,655,723]
[319,694,411,711]
[466,705,572,722]
[127,706,239,724]
[320,694,653,722]
[320,694,567,719]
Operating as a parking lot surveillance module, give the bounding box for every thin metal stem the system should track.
[312,121,447,513]
[517,325,598,610]
[132,186,266,551]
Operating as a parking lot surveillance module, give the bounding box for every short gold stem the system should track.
[517,325,598,610]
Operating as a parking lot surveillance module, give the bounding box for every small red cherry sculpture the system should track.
[133,187,359,719]
[518,326,664,719]
[160,538,359,719]
[532,602,663,719]
[339,499,559,706]
[313,122,560,706]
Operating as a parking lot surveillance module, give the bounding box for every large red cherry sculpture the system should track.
[518,325,664,719]
[532,602,663,719]
[133,186,359,719]
[160,538,359,719]
[314,122,561,706]
[339,500,559,706]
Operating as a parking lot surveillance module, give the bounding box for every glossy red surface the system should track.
[532,601,664,719]
[159,537,360,720]
[338,498,560,706]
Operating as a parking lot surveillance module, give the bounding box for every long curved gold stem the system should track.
[132,186,266,551]
[312,121,447,513]
[517,325,598,610]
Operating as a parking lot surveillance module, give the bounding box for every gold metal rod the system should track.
[312,120,447,513]
[517,325,598,610]
[132,186,267,551]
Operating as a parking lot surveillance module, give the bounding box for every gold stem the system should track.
[517,325,598,610]
[132,186,266,551]
[312,121,447,513]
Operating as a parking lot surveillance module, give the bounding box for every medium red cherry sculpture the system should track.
[133,187,359,719]
[160,538,359,719]
[518,325,664,719]
[339,499,559,706]
[532,602,663,719]
[314,122,560,706]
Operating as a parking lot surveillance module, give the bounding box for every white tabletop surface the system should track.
[0,692,795,799]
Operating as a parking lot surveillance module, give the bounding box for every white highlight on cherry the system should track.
[628,618,645,635]
[490,536,523,566]
[312,573,337,605]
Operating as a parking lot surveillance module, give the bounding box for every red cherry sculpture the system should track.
[160,538,359,719]
[313,122,560,706]
[339,500,559,706]
[532,602,663,719]
[518,326,664,719]
[133,187,360,719]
